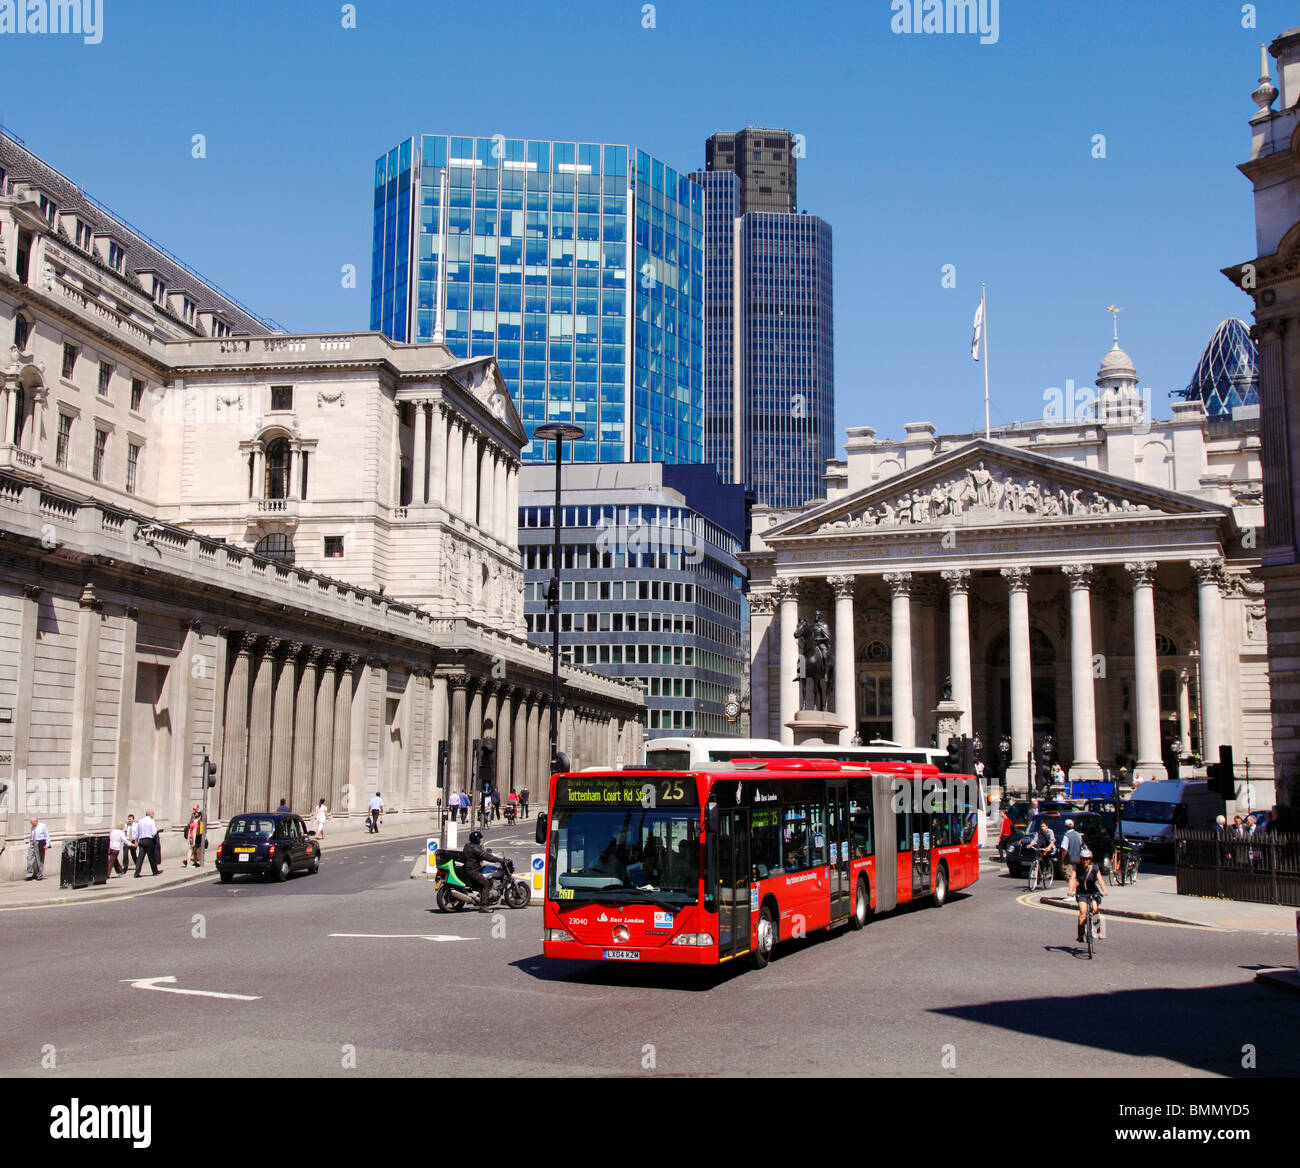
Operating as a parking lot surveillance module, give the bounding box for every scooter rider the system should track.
[464,830,504,912]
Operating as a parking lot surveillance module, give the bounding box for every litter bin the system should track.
[89,835,111,885]
[59,837,91,889]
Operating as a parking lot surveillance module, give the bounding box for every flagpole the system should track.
[982,283,990,440]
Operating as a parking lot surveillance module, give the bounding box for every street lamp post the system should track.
[534,423,584,776]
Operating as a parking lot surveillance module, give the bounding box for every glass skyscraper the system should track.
[371,136,705,465]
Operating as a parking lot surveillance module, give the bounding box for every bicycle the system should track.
[1081,895,1104,959]
[1112,845,1139,886]
[1024,845,1056,892]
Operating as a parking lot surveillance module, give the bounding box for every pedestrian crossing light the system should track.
[1207,745,1235,800]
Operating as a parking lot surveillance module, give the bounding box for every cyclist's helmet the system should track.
[468,830,483,845]
[1080,847,1093,859]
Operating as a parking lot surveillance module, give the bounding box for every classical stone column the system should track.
[506,463,519,544]
[429,404,448,507]
[462,430,478,526]
[497,685,515,792]
[446,675,469,804]
[331,656,357,814]
[491,451,505,541]
[247,637,279,809]
[776,578,800,745]
[1192,557,1229,762]
[220,633,255,818]
[1177,666,1192,756]
[526,697,542,795]
[292,646,321,812]
[269,642,300,810]
[749,591,775,741]
[512,690,528,792]
[412,401,428,505]
[312,651,337,808]
[1002,567,1034,792]
[446,417,463,515]
[827,575,857,745]
[1062,564,1102,779]
[1125,562,1164,780]
[467,681,484,793]
[942,569,973,738]
[884,572,915,747]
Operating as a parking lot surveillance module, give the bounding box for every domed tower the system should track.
[1095,307,1143,422]
[1178,318,1260,418]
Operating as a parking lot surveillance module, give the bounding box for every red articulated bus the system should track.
[537,758,981,970]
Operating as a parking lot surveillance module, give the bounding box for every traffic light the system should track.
[204,756,217,788]
[1208,745,1235,800]
[945,737,961,773]
[477,739,496,790]
[959,737,976,775]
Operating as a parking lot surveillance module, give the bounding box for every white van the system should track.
[1120,779,1221,850]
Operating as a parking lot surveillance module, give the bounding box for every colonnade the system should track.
[403,399,519,544]
[760,556,1233,786]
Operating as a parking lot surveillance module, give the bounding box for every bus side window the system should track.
[848,782,874,858]
[896,803,911,854]
[782,804,811,873]
[751,810,781,878]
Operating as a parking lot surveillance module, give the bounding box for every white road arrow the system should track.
[328,933,477,943]
[121,976,261,1001]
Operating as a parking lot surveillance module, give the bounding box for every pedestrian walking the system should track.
[520,787,529,818]
[277,798,291,814]
[459,790,470,823]
[490,786,501,820]
[312,798,329,839]
[125,813,139,868]
[134,810,161,877]
[368,792,384,833]
[184,806,204,868]
[108,822,127,876]
[507,789,518,817]
[25,817,50,880]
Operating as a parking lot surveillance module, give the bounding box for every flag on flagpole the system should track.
[971,295,984,361]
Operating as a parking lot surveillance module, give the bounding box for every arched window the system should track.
[254,532,295,565]
[11,387,24,446]
[1154,632,1178,656]
[265,437,292,499]
[13,314,30,352]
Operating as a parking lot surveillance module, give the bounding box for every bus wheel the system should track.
[932,863,949,908]
[752,905,776,969]
[849,876,870,931]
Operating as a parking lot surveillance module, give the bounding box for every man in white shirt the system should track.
[134,810,161,877]
[125,814,139,867]
[26,817,51,881]
[108,823,128,876]
[367,792,383,834]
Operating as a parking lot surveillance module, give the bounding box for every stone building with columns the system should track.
[746,337,1272,800]
[0,130,642,877]
[1225,27,1300,814]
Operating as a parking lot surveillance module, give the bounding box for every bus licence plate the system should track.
[603,949,640,961]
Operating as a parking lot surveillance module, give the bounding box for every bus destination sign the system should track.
[557,775,697,807]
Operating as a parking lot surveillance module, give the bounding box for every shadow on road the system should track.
[931,981,1299,1075]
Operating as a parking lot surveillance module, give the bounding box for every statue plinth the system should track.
[786,709,847,747]
[933,701,963,746]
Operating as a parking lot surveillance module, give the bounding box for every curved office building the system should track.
[1179,318,1259,417]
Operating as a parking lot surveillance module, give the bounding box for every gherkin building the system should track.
[1178,318,1259,417]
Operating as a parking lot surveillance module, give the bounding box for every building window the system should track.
[212,319,232,338]
[75,220,93,250]
[254,532,295,564]
[38,195,57,225]
[126,442,140,494]
[181,297,196,324]
[270,385,293,412]
[92,428,108,481]
[130,378,145,412]
[324,536,344,559]
[265,437,292,499]
[62,343,77,380]
[152,276,166,305]
[11,388,24,445]
[108,242,125,272]
[56,414,72,469]
[13,314,30,351]
[98,361,112,396]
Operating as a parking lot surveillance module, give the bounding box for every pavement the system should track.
[0,809,525,911]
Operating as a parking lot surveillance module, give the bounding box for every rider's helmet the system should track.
[1080,847,1093,860]
[468,830,483,845]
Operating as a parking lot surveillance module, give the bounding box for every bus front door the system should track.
[912,818,932,897]
[827,781,851,921]
[714,808,751,960]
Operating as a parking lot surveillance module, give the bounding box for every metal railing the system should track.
[1174,828,1300,906]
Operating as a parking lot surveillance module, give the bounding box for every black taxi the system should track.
[215,811,321,884]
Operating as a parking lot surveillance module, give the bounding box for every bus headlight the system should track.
[544,928,574,943]
[670,932,715,946]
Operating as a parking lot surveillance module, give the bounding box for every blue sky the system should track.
[0,0,1281,447]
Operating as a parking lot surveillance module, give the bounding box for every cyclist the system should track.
[1075,847,1106,943]
[1023,816,1057,882]
[1059,819,1084,894]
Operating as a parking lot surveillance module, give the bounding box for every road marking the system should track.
[121,975,261,1000]
[400,855,416,862]
[1014,891,1229,931]
[328,933,477,942]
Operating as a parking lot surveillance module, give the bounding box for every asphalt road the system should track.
[2,836,1296,1078]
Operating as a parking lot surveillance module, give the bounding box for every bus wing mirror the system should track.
[535,813,548,846]
[706,803,719,835]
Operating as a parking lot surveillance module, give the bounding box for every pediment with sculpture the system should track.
[769,441,1227,539]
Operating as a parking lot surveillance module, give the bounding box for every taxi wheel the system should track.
[849,876,870,931]
[219,871,233,884]
[275,856,292,883]
[310,855,320,874]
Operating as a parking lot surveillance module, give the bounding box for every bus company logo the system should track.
[597,912,609,922]
[752,791,777,803]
